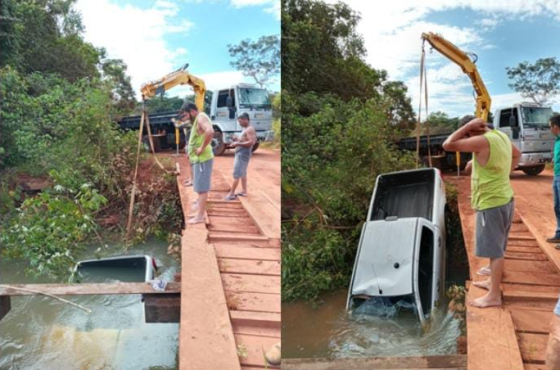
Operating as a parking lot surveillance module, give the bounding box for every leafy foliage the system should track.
[1,183,107,277]
[506,57,560,106]
[228,35,280,88]
[282,0,417,301]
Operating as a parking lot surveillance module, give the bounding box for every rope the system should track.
[417,41,432,168]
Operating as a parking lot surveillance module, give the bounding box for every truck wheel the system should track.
[212,131,226,156]
[522,165,545,176]
[251,142,260,153]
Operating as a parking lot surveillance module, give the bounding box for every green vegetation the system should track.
[506,57,560,107]
[228,35,281,88]
[282,0,416,301]
[0,0,181,278]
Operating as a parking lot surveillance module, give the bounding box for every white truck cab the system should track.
[207,83,275,155]
[347,168,446,323]
[495,102,554,175]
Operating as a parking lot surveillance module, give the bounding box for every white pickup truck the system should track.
[346,168,447,323]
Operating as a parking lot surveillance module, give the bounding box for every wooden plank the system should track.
[510,309,552,334]
[508,235,537,241]
[502,271,560,286]
[218,258,280,276]
[232,320,281,338]
[209,215,254,225]
[518,332,548,363]
[209,234,269,243]
[222,273,281,294]
[0,282,181,296]
[235,334,280,368]
[208,223,261,234]
[281,355,467,370]
[466,286,524,370]
[215,245,280,261]
[507,240,540,247]
[507,246,542,254]
[180,211,241,370]
[225,291,280,313]
[230,310,281,324]
[504,251,548,261]
[503,290,558,302]
[502,283,560,295]
[504,260,558,273]
[0,296,11,321]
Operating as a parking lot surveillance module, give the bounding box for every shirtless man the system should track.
[443,115,521,308]
[225,113,257,200]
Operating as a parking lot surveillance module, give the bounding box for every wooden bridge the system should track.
[449,175,557,370]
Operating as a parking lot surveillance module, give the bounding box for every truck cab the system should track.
[208,83,275,155]
[495,102,554,175]
[347,168,446,323]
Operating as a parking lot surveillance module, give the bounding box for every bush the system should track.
[281,93,415,301]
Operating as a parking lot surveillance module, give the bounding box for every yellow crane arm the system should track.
[140,64,206,111]
[421,32,491,121]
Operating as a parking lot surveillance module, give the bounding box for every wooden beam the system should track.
[281,355,467,370]
[0,282,180,296]
[0,296,11,321]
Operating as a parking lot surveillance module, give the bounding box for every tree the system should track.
[228,35,280,88]
[99,50,136,115]
[506,57,560,106]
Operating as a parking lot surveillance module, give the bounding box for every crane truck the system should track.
[118,64,274,156]
[399,33,554,175]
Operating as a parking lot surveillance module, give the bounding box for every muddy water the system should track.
[0,239,179,370]
[282,288,463,359]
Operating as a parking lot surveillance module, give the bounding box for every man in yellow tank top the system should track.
[182,103,215,224]
[443,116,521,308]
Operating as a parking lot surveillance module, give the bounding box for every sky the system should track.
[327,0,560,117]
[75,0,280,99]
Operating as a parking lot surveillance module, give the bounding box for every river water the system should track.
[0,239,180,370]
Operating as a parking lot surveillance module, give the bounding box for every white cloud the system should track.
[76,0,194,99]
[332,0,560,116]
[230,0,280,19]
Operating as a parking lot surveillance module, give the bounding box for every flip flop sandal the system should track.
[224,194,237,201]
[477,266,491,276]
[236,193,248,197]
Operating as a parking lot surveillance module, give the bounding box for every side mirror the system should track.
[226,96,233,108]
[509,114,518,128]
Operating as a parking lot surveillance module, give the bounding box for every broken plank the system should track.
[144,293,180,323]
[222,273,281,294]
[0,282,181,296]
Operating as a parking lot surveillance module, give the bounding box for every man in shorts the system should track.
[443,115,521,308]
[224,112,257,200]
[183,103,214,224]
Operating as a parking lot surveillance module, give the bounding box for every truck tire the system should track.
[212,130,226,156]
[251,142,260,153]
[522,165,545,176]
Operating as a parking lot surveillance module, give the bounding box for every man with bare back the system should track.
[443,115,521,308]
[225,112,257,200]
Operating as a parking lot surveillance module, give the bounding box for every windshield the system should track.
[239,88,271,107]
[521,107,553,129]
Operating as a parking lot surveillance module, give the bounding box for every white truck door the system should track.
[414,221,436,322]
[497,107,521,148]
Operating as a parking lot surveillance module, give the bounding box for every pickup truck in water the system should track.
[347,168,446,323]
[118,83,275,156]
[399,102,555,176]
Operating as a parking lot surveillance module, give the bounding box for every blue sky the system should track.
[331,0,560,117]
[75,0,280,98]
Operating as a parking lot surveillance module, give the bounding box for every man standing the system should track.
[225,112,257,200]
[443,115,521,308]
[547,114,560,244]
[172,110,193,186]
[183,103,214,224]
